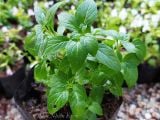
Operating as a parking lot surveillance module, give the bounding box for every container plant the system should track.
[97,0,160,66]
[96,0,160,84]
[0,0,34,98]
[0,36,27,98]
[0,23,27,98]
[25,0,146,119]
[0,0,34,77]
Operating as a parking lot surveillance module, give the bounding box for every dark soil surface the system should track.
[19,83,71,120]
[18,83,122,120]
[102,94,122,120]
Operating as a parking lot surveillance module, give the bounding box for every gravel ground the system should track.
[0,98,24,120]
[116,83,160,120]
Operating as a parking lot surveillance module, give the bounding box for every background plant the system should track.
[0,0,73,73]
[0,0,33,27]
[96,0,160,67]
[0,0,33,73]
[25,0,146,119]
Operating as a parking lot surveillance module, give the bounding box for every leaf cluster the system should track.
[25,0,146,119]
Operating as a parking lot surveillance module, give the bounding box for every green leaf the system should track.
[122,39,146,60]
[34,61,49,84]
[85,111,97,120]
[75,0,97,26]
[24,32,37,56]
[99,65,124,87]
[121,53,140,87]
[123,53,140,66]
[103,39,115,47]
[90,69,106,85]
[116,50,122,61]
[80,36,98,56]
[90,86,104,103]
[118,33,129,41]
[66,41,87,72]
[70,115,86,120]
[34,5,46,24]
[112,72,124,87]
[75,67,90,85]
[94,29,129,41]
[133,39,146,60]
[121,41,136,53]
[99,65,116,79]
[45,2,64,32]
[57,26,65,35]
[58,12,80,31]
[94,29,119,40]
[69,84,87,116]
[58,56,70,73]
[88,102,103,116]
[122,61,138,87]
[109,85,123,96]
[103,30,119,40]
[35,25,47,57]
[44,36,68,59]
[47,75,69,114]
[96,44,121,71]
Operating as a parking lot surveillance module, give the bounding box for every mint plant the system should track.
[25,0,146,119]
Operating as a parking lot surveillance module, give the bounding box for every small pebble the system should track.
[135,108,141,116]
[144,113,152,119]
[130,104,136,110]
[117,111,125,118]
[0,98,24,120]
[116,83,160,120]
[152,112,160,119]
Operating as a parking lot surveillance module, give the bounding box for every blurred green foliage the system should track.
[96,0,160,67]
[0,0,33,72]
[0,0,33,27]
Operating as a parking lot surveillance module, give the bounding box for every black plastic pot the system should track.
[0,65,26,98]
[14,81,122,120]
[0,57,33,98]
[13,96,122,120]
[13,69,44,120]
[138,63,160,84]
